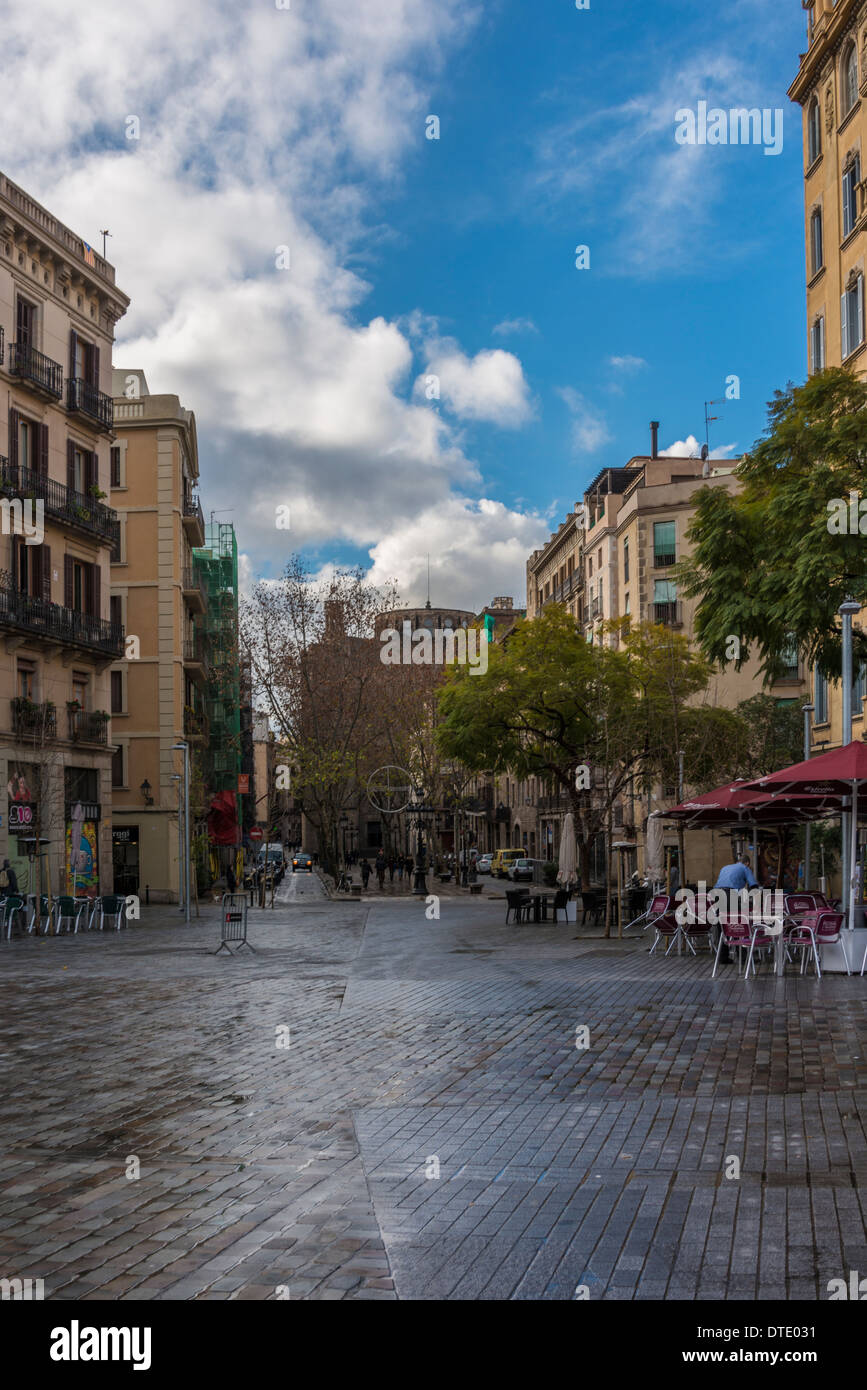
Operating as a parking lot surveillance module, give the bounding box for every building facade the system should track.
[109,369,208,902]
[0,173,128,898]
[791,0,867,753]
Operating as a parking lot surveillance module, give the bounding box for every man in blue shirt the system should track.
[713,856,759,963]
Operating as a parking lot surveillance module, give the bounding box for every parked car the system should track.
[507,858,534,883]
[491,848,526,878]
[475,854,493,875]
[256,845,285,884]
[292,851,314,873]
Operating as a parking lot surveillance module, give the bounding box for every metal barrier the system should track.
[214,893,255,955]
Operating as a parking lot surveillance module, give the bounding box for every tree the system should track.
[677,368,867,681]
[728,694,803,777]
[436,607,645,902]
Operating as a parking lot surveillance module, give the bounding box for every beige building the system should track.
[791,0,867,753]
[109,369,208,902]
[0,172,128,899]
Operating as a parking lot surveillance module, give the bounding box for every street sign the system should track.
[249,826,264,842]
[238,774,250,794]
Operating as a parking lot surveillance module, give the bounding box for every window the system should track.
[65,557,100,616]
[72,675,87,709]
[843,43,859,116]
[65,767,98,803]
[71,334,98,386]
[112,745,125,788]
[17,663,34,700]
[808,96,822,164]
[854,662,866,711]
[110,670,123,714]
[110,446,121,487]
[110,594,122,629]
[814,667,828,723]
[810,207,823,272]
[653,520,676,567]
[16,296,36,352]
[18,417,36,471]
[842,156,860,237]
[842,274,864,357]
[810,315,825,373]
[15,543,50,600]
[779,635,799,681]
[624,592,630,616]
[623,538,629,583]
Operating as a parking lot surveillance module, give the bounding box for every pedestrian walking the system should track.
[375,851,386,890]
[388,857,396,885]
[226,859,236,894]
[360,857,371,890]
[0,858,18,895]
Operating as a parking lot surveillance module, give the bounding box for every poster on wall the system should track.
[65,820,99,895]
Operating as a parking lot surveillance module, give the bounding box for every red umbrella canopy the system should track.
[665,781,843,825]
[744,740,867,797]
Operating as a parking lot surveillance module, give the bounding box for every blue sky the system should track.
[3,0,808,608]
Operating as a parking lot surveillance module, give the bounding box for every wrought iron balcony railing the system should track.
[68,709,110,744]
[67,377,114,431]
[0,584,124,657]
[182,494,205,535]
[11,697,57,739]
[0,462,120,553]
[648,601,683,627]
[9,342,63,398]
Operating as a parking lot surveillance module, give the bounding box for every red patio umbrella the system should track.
[745,741,867,928]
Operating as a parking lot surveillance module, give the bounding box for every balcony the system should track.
[9,343,63,400]
[648,601,683,627]
[0,584,124,659]
[538,792,571,812]
[67,377,114,432]
[182,568,207,615]
[652,551,677,569]
[183,635,211,682]
[494,804,511,823]
[184,706,209,742]
[590,597,602,619]
[10,697,57,740]
[0,461,120,554]
[68,708,110,744]
[182,494,206,545]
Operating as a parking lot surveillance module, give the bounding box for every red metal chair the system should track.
[784,893,825,915]
[712,914,754,977]
[675,893,715,954]
[648,898,683,956]
[812,910,849,976]
[638,893,671,936]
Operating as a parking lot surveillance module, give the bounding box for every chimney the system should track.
[650,421,659,459]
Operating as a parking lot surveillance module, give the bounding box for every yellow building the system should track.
[109,369,208,902]
[0,172,128,899]
[791,0,867,753]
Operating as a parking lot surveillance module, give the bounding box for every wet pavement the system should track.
[1,890,866,1300]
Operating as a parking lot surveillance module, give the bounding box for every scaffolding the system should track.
[192,522,241,793]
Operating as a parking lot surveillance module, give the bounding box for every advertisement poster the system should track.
[66,820,99,895]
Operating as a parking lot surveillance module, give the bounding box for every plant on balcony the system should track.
[66,699,82,711]
[73,504,91,522]
[92,710,110,721]
[89,485,107,500]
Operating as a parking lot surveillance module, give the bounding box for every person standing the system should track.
[360,857,371,890]
[712,854,759,963]
[388,856,396,886]
[375,851,386,890]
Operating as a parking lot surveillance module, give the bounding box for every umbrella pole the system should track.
[849,779,859,932]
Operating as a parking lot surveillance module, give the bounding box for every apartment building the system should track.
[0,172,128,897]
[791,0,867,751]
[109,368,209,902]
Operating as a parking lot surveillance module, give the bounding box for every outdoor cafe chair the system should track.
[811,910,848,976]
[635,893,671,936]
[579,890,604,926]
[784,893,826,915]
[505,890,531,925]
[89,895,126,932]
[781,918,822,978]
[712,915,754,978]
[648,901,683,956]
[676,893,715,955]
[26,895,53,937]
[743,918,781,978]
[551,889,571,923]
[53,896,89,936]
[2,895,25,940]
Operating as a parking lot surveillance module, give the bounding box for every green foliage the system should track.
[677,368,867,680]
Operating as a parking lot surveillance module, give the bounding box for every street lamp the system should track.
[171,774,183,912]
[408,786,432,897]
[839,599,860,924]
[171,742,191,924]
[140,778,153,807]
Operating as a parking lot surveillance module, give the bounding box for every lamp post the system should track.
[171,742,191,924]
[408,787,431,897]
[802,703,814,890]
[840,599,860,926]
[171,773,183,912]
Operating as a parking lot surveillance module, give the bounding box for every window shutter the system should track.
[69,328,78,380]
[64,554,73,608]
[38,423,48,476]
[858,277,864,347]
[842,291,849,357]
[11,536,21,591]
[92,562,101,619]
[67,439,76,493]
[8,407,18,473]
[90,343,100,389]
[41,545,51,603]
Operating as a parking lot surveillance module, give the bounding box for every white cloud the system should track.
[608,354,647,372]
[415,341,533,427]
[557,387,612,454]
[660,435,738,459]
[492,317,539,338]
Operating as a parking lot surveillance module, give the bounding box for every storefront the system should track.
[112,825,139,897]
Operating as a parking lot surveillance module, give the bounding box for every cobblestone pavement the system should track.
[1,894,866,1300]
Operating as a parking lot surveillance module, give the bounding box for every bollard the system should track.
[146,884,150,906]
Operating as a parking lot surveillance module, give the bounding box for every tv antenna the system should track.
[100,229,112,258]
[704,398,725,451]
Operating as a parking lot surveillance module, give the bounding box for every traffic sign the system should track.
[249,826,264,842]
